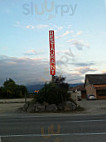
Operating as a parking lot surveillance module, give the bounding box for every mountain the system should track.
[26,83,84,93]
[69,83,84,88]
[26,84,44,93]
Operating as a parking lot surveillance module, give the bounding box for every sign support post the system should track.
[52,75,54,82]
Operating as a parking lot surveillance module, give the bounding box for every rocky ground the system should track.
[0,99,106,115]
[21,101,77,113]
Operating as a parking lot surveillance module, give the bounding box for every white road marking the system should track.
[1,132,106,138]
[0,114,106,123]
[65,119,106,123]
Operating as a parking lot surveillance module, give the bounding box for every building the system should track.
[85,74,106,99]
[69,85,86,99]
[69,84,86,99]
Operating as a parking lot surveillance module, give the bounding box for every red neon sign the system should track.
[49,30,56,75]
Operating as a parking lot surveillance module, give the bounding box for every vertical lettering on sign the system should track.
[49,30,56,75]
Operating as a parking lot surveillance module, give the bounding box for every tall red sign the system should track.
[49,30,56,75]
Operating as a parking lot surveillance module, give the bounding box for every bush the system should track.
[0,78,28,98]
[35,81,70,105]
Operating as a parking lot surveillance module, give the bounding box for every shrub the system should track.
[35,81,70,105]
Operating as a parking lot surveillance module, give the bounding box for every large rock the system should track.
[43,102,49,107]
[23,103,29,111]
[34,103,45,112]
[23,101,76,113]
[27,104,35,113]
[57,103,65,111]
[71,102,77,111]
[46,104,57,112]
[64,101,77,111]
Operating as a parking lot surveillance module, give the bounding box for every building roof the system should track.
[85,74,106,85]
[70,84,85,91]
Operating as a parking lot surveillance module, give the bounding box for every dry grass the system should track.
[0,98,33,113]
[0,103,24,113]
[0,98,32,103]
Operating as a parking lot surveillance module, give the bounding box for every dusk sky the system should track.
[0,0,106,85]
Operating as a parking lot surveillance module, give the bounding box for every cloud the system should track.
[48,24,63,31]
[25,24,50,30]
[57,26,63,31]
[0,55,96,86]
[56,48,76,67]
[36,24,50,29]
[67,39,90,50]
[102,70,106,73]
[76,31,83,35]
[56,30,73,39]
[68,25,72,29]
[24,49,46,57]
[0,54,90,86]
[76,67,97,74]
[26,25,35,29]
[14,23,50,30]
[72,62,95,67]
[0,55,50,86]
[63,31,72,36]
[63,72,84,83]
[56,59,97,83]
[24,49,37,56]
[56,49,74,56]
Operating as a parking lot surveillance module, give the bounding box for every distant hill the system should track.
[26,83,84,93]
[69,83,84,88]
[26,84,44,93]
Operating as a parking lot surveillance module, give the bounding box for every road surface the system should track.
[0,113,106,142]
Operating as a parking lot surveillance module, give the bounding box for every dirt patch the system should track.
[0,103,24,113]
[0,98,33,113]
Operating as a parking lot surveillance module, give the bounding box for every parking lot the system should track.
[78,99,106,115]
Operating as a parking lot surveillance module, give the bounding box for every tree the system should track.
[3,79,17,98]
[0,78,28,98]
[0,87,6,98]
[35,76,70,105]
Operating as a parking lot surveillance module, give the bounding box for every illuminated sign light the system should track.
[34,90,39,93]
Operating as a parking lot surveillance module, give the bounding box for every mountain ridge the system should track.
[26,83,84,93]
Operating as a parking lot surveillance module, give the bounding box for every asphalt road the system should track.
[0,113,106,142]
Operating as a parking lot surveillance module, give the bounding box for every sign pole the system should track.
[52,75,54,82]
